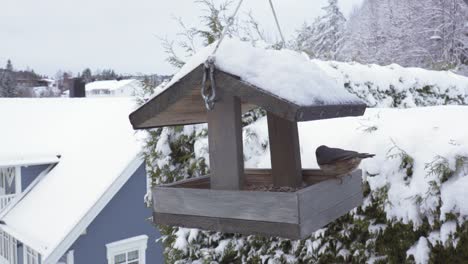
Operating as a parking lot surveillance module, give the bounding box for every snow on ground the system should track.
[0,155,60,168]
[147,38,362,106]
[0,98,143,258]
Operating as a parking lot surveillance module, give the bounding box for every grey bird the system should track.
[316,145,375,182]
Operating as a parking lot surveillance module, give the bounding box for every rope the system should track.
[268,0,286,48]
[211,0,245,57]
[201,0,286,110]
[202,0,244,110]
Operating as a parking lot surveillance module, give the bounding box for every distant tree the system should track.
[0,61,18,97]
[338,0,389,64]
[6,59,13,71]
[161,0,273,68]
[94,69,118,81]
[161,0,233,68]
[338,0,468,71]
[55,70,73,92]
[294,0,346,60]
[81,68,93,83]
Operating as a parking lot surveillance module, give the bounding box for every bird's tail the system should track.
[358,153,375,159]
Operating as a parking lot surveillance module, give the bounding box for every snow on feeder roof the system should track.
[130,39,367,239]
[130,39,365,129]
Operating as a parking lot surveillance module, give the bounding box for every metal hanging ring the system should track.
[201,57,217,110]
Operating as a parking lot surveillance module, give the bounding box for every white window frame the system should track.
[57,250,74,264]
[106,235,148,264]
[15,166,21,194]
[0,230,17,264]
[0,166,21,195]
[66,250,74,264]
[23,245,39,264]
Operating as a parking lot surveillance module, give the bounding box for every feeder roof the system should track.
[130,39,365,129]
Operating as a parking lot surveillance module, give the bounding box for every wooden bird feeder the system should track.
[130,63,367,239]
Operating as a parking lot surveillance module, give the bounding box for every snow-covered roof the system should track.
[131,39,365,129]
[85,79,139,92]
[0,155,60,168]
[160,38,361,106]
[0,98,143,262]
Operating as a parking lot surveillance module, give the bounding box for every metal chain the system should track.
[201,0,244,110]
[268,0,286,48]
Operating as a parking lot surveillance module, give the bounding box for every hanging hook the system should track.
[200,0,245,110]
[201,56,217,110]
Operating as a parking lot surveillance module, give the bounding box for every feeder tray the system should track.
[154,169,362,239]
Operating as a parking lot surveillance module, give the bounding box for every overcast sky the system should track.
[0,0,363,77]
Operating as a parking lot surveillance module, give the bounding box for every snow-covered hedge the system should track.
[144,62,468,264]
[315,60,468,108]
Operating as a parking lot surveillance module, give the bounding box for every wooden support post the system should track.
[207,93,244,190]
[267,112,302,188]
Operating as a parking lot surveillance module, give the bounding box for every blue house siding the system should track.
[67,163,164,264]
[21,165,50,192]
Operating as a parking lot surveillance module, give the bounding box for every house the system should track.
[85,79,143,97]
[0,98,163,264]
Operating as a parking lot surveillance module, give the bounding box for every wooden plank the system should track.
[142,87,256,128]
[245,168,340,177]
[207,91,244,190]
[160,169,339,189]
[215,71,300,121]
[153,186,299,224]
[297,104,367,121]
[143,87,207,126]
[298,170,363,237]
[129,65,205,129]
[154,212,301,239]
[162,176,210,189]
[267,112,302,187]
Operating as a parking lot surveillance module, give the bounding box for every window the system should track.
[106,235,148,264]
